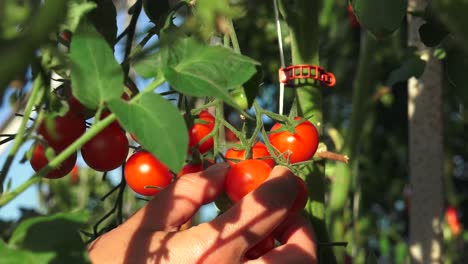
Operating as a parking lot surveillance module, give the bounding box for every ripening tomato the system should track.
[30,143,77,179]
[38,111,87,150]
[245,235,275,259]
[225,159,272,202]
[81,125,129,172]
[225,142,275,167]
[125,151,173,196]
[189,110,215,154]
[177,160,214,178]
[268,117,319,164]
[100,110,122,130]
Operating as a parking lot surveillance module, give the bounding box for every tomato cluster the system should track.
[30,87,130,179]
[225,141,275,168]
[30,110,86,179]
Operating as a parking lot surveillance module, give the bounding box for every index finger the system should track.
[202,166,299,254]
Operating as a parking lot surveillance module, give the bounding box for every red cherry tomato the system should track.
[268,117,319,164]
[225,142,275,168]
[81,125,129,172]
[225,159,272,202]
[100,110,122,130]
[30,143,77,179]
[189,110,215,154]
[225,128,238,142]
[245,235,275,259]
[125,151,173,196]
[38,111,87,150]
[177,160,214,178]
[68,95,95,119]
[290,176,308,215]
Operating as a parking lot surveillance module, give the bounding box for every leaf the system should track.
[70,23,124,109]
[9,211,88,249]
[162,38,259,108]
[386,55,426,86]
[62,1,97,32]
[243,65,263,109]
[419,18,449,47]
[432,0,468,52]
[352,0,407,39]
[0,240,56,264]
[89,0,117,46]
[7,211,89,263]
[108,94,188,172]
[133,51,163,78]
[143,0,170,23]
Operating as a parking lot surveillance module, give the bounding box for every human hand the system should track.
[88,163,317,264]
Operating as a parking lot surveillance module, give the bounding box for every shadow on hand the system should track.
[100,168,315,263]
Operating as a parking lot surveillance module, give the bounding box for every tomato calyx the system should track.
[225,141,275,168]
[267,117,320,164]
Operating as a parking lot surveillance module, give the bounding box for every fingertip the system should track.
[271,165,293,176]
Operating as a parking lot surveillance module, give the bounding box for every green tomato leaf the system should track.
[108,94,188,172]
[8,211,89,263]
[143,0,170,23]
[0,240,56,264]
[432,0,468,53]
[386,55,426,86]
[419,18,449,47]
[243,65,263,109]
[89,0,117,46]
[62,1,96,33]
[70,23,123,109]
[133,51,163,78]
[352,0,407,39]
[162,38,259,108]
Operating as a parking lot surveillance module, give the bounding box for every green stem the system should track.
[278,1,335,263]
[0,76,43,193]
[0,77,165,207]
[122,0,142,76]
[226,19,241,53]
[0,113,116,207]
